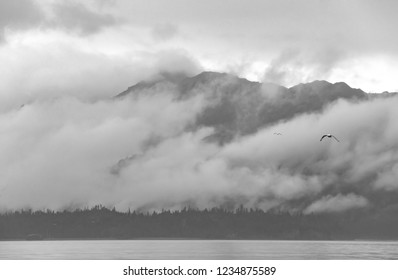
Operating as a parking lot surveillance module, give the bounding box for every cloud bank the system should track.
[1,73,398,214]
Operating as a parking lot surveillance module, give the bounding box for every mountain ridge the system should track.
[115,71,374,145]
[116,71,370,99]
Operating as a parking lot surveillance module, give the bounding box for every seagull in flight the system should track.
[320,134,340,142]
[273,132,282,135]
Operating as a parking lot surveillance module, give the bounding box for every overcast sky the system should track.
[1,0,398,111]
[1,0,398,212]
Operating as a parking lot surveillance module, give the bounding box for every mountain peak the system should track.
[193,71,228,80]
[289,80,331,91]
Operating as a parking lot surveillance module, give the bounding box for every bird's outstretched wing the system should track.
[320,135,327,141]
[332,135,340,142]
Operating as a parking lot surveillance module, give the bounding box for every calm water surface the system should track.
[0,240,397,259]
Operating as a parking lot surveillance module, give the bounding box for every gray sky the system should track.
[1,0,398,212]
[1,0,398,111]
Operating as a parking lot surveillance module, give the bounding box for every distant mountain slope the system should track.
[116,72,369,144]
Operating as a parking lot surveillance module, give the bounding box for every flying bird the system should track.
[273,132,282,135]
[320,134,340,142]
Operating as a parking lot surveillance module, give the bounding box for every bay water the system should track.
[0,240,397,259]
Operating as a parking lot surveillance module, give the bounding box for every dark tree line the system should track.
[0,205,397,240]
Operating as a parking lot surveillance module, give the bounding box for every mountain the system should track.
[116,71,369,144]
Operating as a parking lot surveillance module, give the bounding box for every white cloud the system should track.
[304,194,369,214]
[0,89,396,212]
[0,91,207,211]
[0,36,202,112]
